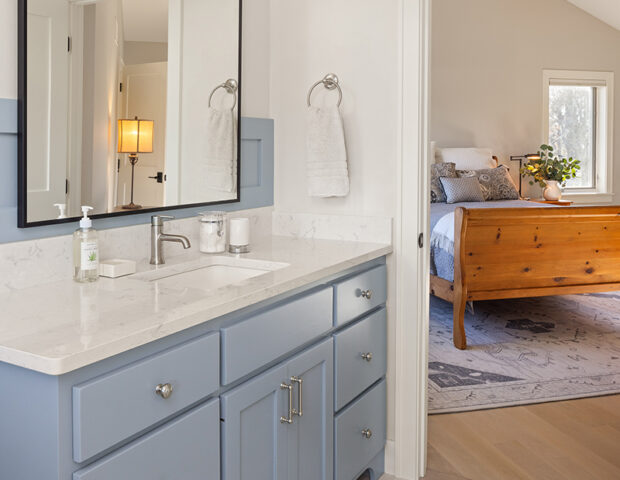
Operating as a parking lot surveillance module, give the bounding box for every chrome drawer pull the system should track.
[361,352,373,362]
[291,376,303,417]
[280,383,294,424]
[155,383,173,399]
[362,428,373,439]
[360,289,372,300]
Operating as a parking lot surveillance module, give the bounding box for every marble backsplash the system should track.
[272,212,392,244]
[0,208,392,293]
[0,207,273,293]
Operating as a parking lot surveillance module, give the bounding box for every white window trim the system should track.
[542,69,614,204]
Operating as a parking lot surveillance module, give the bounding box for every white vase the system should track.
[543,180,562,201]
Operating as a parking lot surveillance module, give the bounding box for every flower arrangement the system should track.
[520,144,581,188]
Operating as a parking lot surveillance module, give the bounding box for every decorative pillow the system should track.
[457,165,519,201]
[436,148,496,170]
[430,162,457,203]
[440,177,485,204]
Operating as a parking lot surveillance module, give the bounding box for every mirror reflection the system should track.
[24,0,240,224]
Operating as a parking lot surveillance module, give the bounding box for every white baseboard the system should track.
[384,440,395,476]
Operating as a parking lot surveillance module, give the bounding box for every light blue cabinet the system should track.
[0,257,387,480]
[285,339,334,480]
[221,364,288,480]
[222,339,333,480]
[73,399,220,480]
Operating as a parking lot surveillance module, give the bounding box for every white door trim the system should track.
[392,0,431,478]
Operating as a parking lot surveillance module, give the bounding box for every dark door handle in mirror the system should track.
[148,172,166,183]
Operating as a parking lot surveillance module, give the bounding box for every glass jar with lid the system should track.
[198,211,227,253]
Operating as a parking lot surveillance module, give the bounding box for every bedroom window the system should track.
[543,70,614,202]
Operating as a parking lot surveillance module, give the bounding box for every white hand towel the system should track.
[306,106,349,197]
[205,107,237,193]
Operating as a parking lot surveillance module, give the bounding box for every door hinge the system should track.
[418,233,424,249]
[65,179,69,195]
[119,82,123,93]
[67,36,72,53]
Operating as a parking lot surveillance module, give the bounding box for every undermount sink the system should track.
[130,256,289,291]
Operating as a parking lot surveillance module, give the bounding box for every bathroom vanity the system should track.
[0,237,390,480]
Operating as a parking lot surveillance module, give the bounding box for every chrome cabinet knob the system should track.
[361,352,373,362]
[362,428,373,439]
[155,383,173,399]
[360,289,372,300]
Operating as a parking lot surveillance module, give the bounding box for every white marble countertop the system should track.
[0,236,391,375]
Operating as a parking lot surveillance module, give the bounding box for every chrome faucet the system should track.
[150,215,191,265]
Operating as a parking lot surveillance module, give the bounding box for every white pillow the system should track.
[435,147,496,170]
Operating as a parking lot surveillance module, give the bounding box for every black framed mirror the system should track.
[18,0,242,227]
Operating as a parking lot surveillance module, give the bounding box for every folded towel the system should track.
[205,107,237,193]
[307,106,349,197]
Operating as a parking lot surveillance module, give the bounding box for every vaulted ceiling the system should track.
[566,0,620,31]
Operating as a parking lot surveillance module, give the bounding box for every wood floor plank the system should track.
[527,401,620,468]
[428,415,534,480]
[425,444,463,478]
[426,395,620,480]
[506,406,620,478]
[492,440,564,480]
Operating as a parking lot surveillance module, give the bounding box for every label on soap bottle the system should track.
[81,241,99,271]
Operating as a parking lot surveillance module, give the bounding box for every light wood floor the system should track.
[383,394,620,480]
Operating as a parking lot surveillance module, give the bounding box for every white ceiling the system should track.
[122,0,169,43]
[566,0,620,31]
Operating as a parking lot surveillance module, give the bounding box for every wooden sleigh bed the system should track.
[430,205,620,349]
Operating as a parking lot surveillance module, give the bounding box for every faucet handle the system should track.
[151,215,175,226]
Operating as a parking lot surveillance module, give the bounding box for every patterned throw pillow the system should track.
[439,177,485,204]
[430,162,457,203]
[457,165,519,201]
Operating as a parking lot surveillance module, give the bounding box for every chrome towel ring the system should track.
[307,73,342,107]
[208,78,238,110]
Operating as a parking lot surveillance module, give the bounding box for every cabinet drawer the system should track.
[73,332,219,463]
[333,265,387,326]
[335,380,386,480]
[334,308,386,411]
[221,287,333,385]
[73,399,220,480]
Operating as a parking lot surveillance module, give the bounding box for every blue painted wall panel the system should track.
[0,98,274,243]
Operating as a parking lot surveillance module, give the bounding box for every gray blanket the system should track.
[430,200,551,281]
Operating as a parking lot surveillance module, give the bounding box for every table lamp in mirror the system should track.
[117,117,154,210]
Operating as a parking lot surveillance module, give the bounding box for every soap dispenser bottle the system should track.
[73,206,99,283]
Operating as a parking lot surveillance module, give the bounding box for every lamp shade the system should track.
[117,117,154,154]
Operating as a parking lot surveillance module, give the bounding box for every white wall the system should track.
[269,0,401,441]
[270,0,399,217]
[0,0,17,99]
[431,0,620,201]
[241,0,270,118]
[90,0,123,212]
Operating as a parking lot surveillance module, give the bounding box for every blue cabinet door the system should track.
[221,364,288,480]
[221,339,334,480]
[286,339,334,480]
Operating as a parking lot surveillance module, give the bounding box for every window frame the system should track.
[542,69,614,204]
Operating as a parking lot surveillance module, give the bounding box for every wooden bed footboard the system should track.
[431,205,620,349]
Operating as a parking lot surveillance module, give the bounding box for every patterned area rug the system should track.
[428,293,620,414]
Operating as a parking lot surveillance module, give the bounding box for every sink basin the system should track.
[130,256,289,291]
